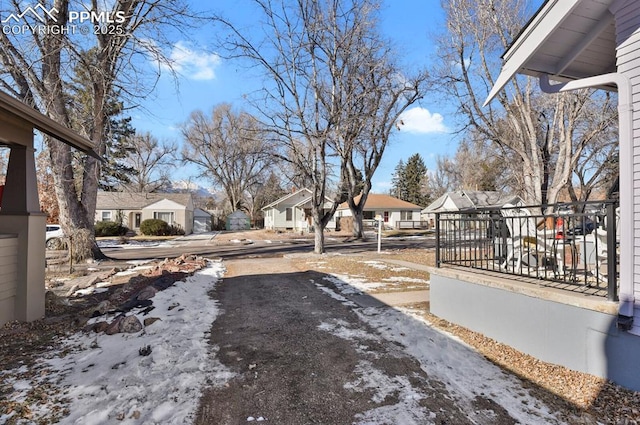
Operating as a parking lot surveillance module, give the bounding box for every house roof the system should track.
[262,188,313,210]
[194,208,212,217]
[485,0,619,105]
[0,90,100,159]
[338,194,422,211]
[422,191,522,213]
[96,191,194,210]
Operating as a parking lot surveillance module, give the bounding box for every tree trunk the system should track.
[352,209,365,240]
[313,213,325,254]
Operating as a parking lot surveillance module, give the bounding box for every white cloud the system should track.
[166,41,221,81]
[398,107,448,134]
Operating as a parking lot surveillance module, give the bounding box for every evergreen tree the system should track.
[99,115,137,191]
[390,159,407,199]
[403,154,429,207]
[69,49,136,191]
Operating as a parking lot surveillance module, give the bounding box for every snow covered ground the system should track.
[1,260,233,425]
[3,254,569,424]
[315,275,567,424]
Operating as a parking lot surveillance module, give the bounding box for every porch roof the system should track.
[484,0,619,105]
[0,90,99,159]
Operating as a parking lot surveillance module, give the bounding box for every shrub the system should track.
[168,224,185,236]
[140,219,170,236]
[95,220,128,237]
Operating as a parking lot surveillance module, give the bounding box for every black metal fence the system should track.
[435,200,619,301]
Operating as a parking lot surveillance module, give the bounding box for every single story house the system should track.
[430,0,640,391]
[422,190,524,226]
[422,190,523,214]
[336,194,423,229]
[262,188,337,231]
[95,191,196,235]
[0,90,98,326]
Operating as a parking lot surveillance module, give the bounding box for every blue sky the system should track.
[131,0,458,194]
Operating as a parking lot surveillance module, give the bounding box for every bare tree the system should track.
[216,0,425,248]
[435,0,618,209]
[215,0,359,252]
[436,132,510,193]
[331,23,427,238]
[0,0,203,259]
[182,104,274,212]
[120,132,175,193]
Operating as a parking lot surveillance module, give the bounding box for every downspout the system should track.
[540,73,634,324]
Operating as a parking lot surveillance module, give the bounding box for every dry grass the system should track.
[302,251,431,293]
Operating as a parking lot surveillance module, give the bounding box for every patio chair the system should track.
[587,206,619,282]
[500,204,560,273]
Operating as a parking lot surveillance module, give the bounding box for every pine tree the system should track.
[403,154,429,207]
[69,49,136,191]
[390,159,407,199]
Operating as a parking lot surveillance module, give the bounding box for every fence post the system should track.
[606,202,618,301]
[435,213,441,267]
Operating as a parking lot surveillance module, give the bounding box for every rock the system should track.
[96,300,114,315]
[105,315,124,335]
[93,321,109,333]
[152,276,175,291]
[143,317,161,327]
[66,284,79,297]
[136,286,157,301]
[67,272,111,290]
[117,298,153,313]
[45,291,70,308]
[138,345,152,356]
[118,315,143,333]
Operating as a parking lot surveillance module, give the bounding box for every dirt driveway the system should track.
[194,257,567,424]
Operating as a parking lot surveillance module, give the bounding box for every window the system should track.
[101,211,112,222]
[401,211,413,220]
[285,207,293,221]
[363,211,375,220]
[383,211,389,222]
[154,211,174,223]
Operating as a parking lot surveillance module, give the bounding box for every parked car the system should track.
[567,217,596,236]
[45,224,64,249]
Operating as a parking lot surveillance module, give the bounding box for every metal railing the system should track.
[435,200,619,301]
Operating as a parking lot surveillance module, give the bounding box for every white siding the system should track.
[615,1,640,334]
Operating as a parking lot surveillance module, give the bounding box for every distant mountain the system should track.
[167,180,218,199]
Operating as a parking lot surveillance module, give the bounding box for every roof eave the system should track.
[0,91,101,160]
[483,0,582,106]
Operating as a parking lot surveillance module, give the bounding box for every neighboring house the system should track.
[422,191,523,226]
[0,90,97,326]
[430,0,640,391]
[336,194,423,229]
[262,188,337,231]
[95,192,195,235]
